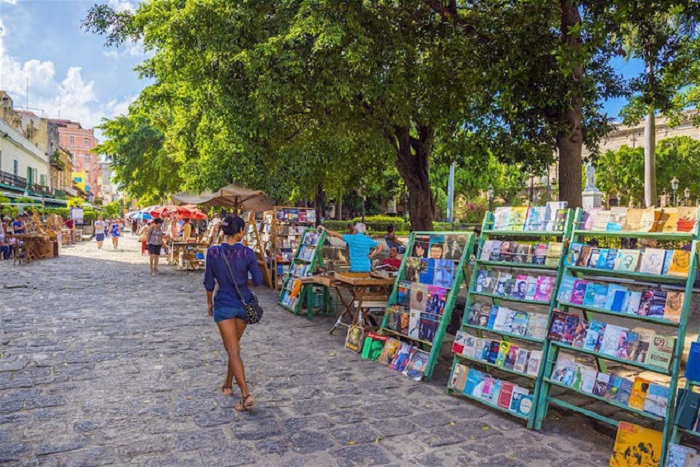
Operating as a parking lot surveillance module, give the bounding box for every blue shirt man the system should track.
[321,222,384,272]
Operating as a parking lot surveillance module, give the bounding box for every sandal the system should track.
[235,394,255,412]
[221,385,233,396]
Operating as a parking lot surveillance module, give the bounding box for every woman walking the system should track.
[146,218,165,275]
[203,215,262,412]
[110,220,120,249]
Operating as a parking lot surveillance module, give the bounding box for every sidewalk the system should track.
[0,235,612,465]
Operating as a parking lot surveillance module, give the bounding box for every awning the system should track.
[63,187,79,197]
[171,183,275,211]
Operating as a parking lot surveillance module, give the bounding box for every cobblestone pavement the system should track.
[0,235,615,466]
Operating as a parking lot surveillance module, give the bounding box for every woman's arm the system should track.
[248,250,263,286]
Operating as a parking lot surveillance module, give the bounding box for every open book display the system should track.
[272,207,317,289]
[278,228,326,315]
[373,231,476,381]
[242,211,273,288]
[448,206,573,428]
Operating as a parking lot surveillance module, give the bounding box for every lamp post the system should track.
[487,185,494,213]
[685,187,691,206]
[671,177,679,207]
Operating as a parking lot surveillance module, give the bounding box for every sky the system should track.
[0,0,643,140]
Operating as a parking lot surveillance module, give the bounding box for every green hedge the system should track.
[350,215,407,232]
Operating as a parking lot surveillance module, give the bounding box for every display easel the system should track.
[447,209,573,427]
[244,211,273,288]
[271,206,317,289]
[533,207,700,465]
[377,231,476,380]
[278,228,327,315]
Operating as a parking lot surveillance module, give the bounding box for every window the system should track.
[13,160,18,176]
[40,174,46,187]
[85,154,90,165]
[69,136,75,146]
[84,137,90,148]
[27,167,34,185]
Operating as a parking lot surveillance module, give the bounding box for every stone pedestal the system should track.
[582,190,602,209]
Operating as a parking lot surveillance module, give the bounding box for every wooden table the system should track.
[8,234,51,264]
[329,272,395,334]
[169,241,207,270]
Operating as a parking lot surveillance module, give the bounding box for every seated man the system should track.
[380,246,402,271]
[384,224,406,254]
[320,222,384,273]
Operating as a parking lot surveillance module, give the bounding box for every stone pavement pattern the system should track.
[0,235,613,466]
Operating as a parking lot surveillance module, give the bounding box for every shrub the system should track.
[350,215,407,233]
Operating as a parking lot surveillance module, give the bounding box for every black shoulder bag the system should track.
[221,246,264,324]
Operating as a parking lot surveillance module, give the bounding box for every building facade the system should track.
[51,119,100,200]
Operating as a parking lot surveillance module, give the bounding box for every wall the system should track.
[0,118,51,188]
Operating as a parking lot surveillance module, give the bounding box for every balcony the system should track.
[0,170,55,197]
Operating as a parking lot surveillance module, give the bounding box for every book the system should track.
[570,279,588,305]
[580,208,598,231]
[426,286,448,316]
[548,310,568,342]
[639,207,662,232]
[452,332,467,355]
[592,283,609,309]
[686,341,700,382]
[616,331,639,360]
[647,334,675,371]
[397,281,411,307]
[599,324,628,357]
[588,248,601,269]
[433,259,455,288]
[582,282,598,307]
[643,383,669,418]
[486,305,500,329]
[486,340,501,364]
[449,363,469,392]
[513,275,529,299]
[545,242,563,267]
[361,332,387,360]
[560,314,581,345]
[345,325,365,352]
[488,240,503,261]
[564,242,584,266]
[661,249,674,275]
[525,350,542,377]
[596,248,610,268]
[389,342,413,372]
[614,249,640,272]
[623,291,642,314]
[592,372,610,397]
[675,389,700,429]
[525,313,549,340]
[495,341,511,367]
[511,311,529,336]
[410,283,429,312]
[623,208,644,231]
[419,258,435,284]
[513,348,529,373]
[378,338,401,364]
[603,248,618,270]
[639,248,665,275]
[503,345,519,370]
[533,276,555,302]
[418,313,439,343]
[648,289,668,318]
[497,381,515,409]
[604,284,628,312]
[479,240,494,261]
[607,207,628,231]
[492,307,515,333]
[509,387,533,417]
[403,349,429,381]
[677,206,698,232]
[628,376,651,410]
[638,289,655,317]
[669,250,691,277]
[524,206,546,231]
[462,335,479,359]
[663,291,684,323]
[583,320,606,352]
[552,354,577,386]
[464,368,487,397]
[412,238,429,258]
[554,209,568,232]
[480,377,502,405]
[577,366,597,394]
[408,308,421,339]
[616,377,633,405]
[666,444,697,467]
[493,207,511,230]
[604,374,622,400]
[512,243,531,264]
[609,422,663,467]
[631,328,655,364]
[571,319,589,348]
[532,243,549,265]
[508,207,528,231]
[524,275,538,301]
[557,275,576,303]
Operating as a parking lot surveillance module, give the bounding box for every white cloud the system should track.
[1,0,19,5]
[108,0,136,13]
[103,38,145,59]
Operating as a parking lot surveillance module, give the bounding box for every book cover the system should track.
[513,348,529,374]
[532,243,549,265]
[564,243,584,267]
[410,283,429,312]
[623,291,642,315]
[390,343,413,372]
[669,249,691,277]
[595,248,609,269]
[611,289,628,313]
[497,381,515,409]
[584,320,606,352]
[599,324,628,357]
[604,374,622,400]
[647,334,675,371]
[526,206,547,231]
[560,314,581,345]
[592,372,610,397]
[378,338,401,364]
[427,234,445,259]
[412,238,429,258]
[591,210,611,231]
[581,282,598,307]
[419,258,435,285]
[480,377,502,405]
[462,334,478,359]
[677,206,698,232]
[639,207,662,232]
[637,289,655,317]
[639,248,665,275]
[492,307,515,333]
[482,271,499,295]
[676,389,700,429]
[449,363,469,392]
[607,207,628,231]
[472,304,492,328]
[588,248,601,269]
[631,328,654,364]
[488,240,503,262]
[554,209,568,232]
[592,283,609,309]
[509,387,533,417]
[617,331,639,360]
[545,242,563,267]
[628,377,651,410]
[525,275,538,301]
[418,313,439,343]
[557,276,577,303]
[503,345,519,370]
[570,279,588,305]
[548,310,568,342]
[493,207,511,230]
[508,207,528,231]
[603,248,618,270]
[686,341,700,382]
[444,234,466,260]
[571,319,589,348]
[661,249,674,275]
[361,332,387,360]
[578,366,598,394]
[432,259,454,288]
[525,350,542,377]
[397,281,412,307]
[479,339,491,361]
[623,208,643,231]
[475,269,489,294]
[643,383,669,418]
[609,422,662,467]
[648,289,668,318]
[403,349,430,381]
[426,286,447,316]
[512,243,531,264]
[345,325,365,353]
[513,275,529,299]
[661,207,679,232]
[464,369,487,397]
[663,291,684,323]
[408,308,421,339]
[486,305,500,329]
[495,272,513,297]
[405,257,424,282]
[580,208,598,230]
[551,354,577,386]
[616,377,633,406]
[511,311,529,336]
[666,444,697,467]
[525,313,549,340]
[534,276,555,302]
[495,341,511,367]
[604,284,627,311]
[486,340,501,364]
[614,249,640,272]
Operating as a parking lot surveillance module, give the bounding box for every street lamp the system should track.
[671,177,679,207]
[685,187,691,206]
[487,185,494,213]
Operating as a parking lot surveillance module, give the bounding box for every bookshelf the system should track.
[243,211,273,288]
[670,379,700,442]
[447,206,573,428]
[533,206,700,465]
[271,206,317,289]
[377,231,476,380]
[278,228,327,315]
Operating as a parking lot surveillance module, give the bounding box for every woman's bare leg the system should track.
[216,318,253,409]
[217,320,246,393]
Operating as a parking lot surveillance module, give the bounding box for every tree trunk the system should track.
[386,123,435,231]
[556,0,584,209]
[644,110,657,208]
[314,183,324,226]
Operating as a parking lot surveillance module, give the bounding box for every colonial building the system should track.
[50,147,75,197]
[51,118,100,201]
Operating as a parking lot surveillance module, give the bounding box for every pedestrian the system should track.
[12,214,24,234]
[94,216,106,249]
[145,218,165,275]
[111,220,120,249]
[182,218,192,240]
[203,215,262,411]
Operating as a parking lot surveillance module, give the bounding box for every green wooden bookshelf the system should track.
[533,206,700,466]
[447,208,573,429]
[278,228,326,315]
[378,231,476,380]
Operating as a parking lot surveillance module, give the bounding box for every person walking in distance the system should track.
[203,215,262,411]
[94,216,106,249]
[146,218,165,275]
[110,220,121,250]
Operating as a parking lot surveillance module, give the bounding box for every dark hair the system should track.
[221,215,245,236]
[154,218,164,224]
[387,224,394,233]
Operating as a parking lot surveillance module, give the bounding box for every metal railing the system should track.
[0,170,55,197]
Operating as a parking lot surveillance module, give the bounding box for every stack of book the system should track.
[357,335,430,381]
[550,353,669,418]
[579,206,697,233]
[480,240,563,266]
[566,242,691,278]
[557,275,685,323]
[547,310,675,371]
[492,202,568,232]
[474,269,555,302]
[466,303,549,340]
[450,364,534,417]
[452,331,542,377]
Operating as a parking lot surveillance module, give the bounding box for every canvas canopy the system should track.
[171,183,275,211]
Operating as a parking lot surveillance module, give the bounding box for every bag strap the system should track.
[220,245,248,307]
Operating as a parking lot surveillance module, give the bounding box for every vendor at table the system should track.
[319,222,384,272]
[182,218,192,240]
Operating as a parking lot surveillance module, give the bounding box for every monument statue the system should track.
[584,163,599,192]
